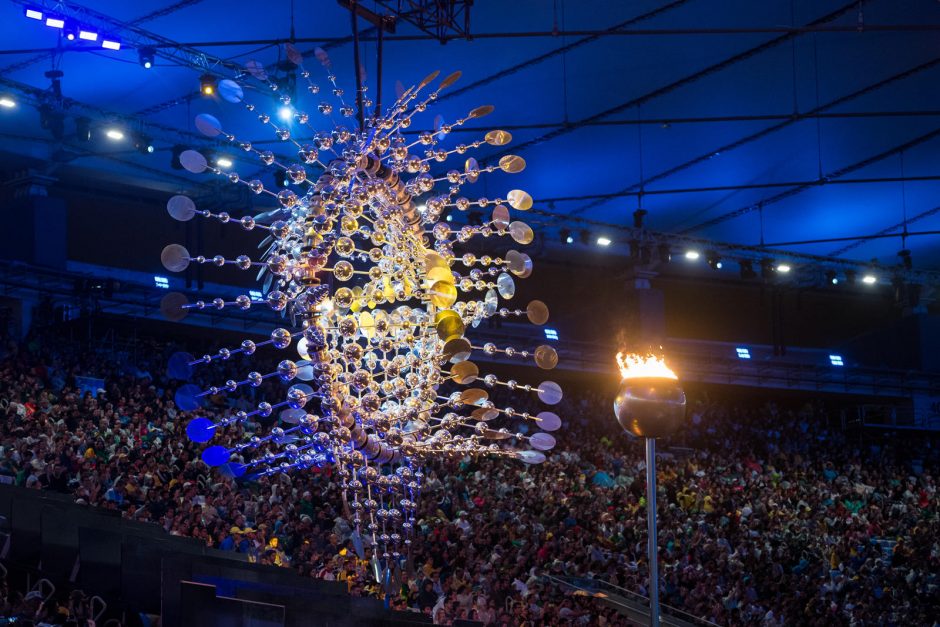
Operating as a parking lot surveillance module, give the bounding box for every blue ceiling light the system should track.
[45,15,65,28]
[24,7,43,20]
[544,328,559,340]
[153,275,169,289]
[78,28,98,41]
[735,347,751,359]
[101,36,121,50]
[249,290,263,301]
[829,354,844,366]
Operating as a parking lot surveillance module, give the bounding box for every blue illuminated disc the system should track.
[167,352,195,380]
[185,417,215,443]
[202,446,230,467]
[174,384,202,411]
[220,462,246,478]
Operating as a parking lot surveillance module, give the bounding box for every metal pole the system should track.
[645,437,660,627]
[350,2,365,132]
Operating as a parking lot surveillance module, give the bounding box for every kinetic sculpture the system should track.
[159,45,562,561]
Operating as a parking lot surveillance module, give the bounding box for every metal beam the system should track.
[483,1,863,164]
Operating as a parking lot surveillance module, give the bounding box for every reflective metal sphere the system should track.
[613,377,686,438]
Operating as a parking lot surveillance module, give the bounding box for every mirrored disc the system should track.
[426,266,454,285]
[526,300,550,325]
[160,292,189,322]
[438,70,461,90]
[471,407,500,421]
[429,280,458,308]
[491,204,510,230]
[499,155,526,174]
[186,417,215,443]
[538,380,563,405]
[245,59,268,79]
[509,221,534,245]
[468,105,494,119]
[167,195,196,221]
[485,129,512,146]
[460,388,488,406]
[296,363,315,381]
[536,411,561,432]
[425,251,449,271]
[179,150,208,174]
[496,272,515,299]
[418,70,440,90]
[530,432,556,451]
[167,351,195,380]
[280,408,306,424]
[195,113,222,137]
[482,428,511,440]
[451,360,478,384]
[285,42,304,65]
[506,250,533,277]
[534,345,559,370]
[174,383,202,411]
[517,450,546,465]
[202,445,230,467]
[435,310,465,342]
[507,189,533,211]
[484,289,498,317]
[464,157,479,183]
[218,79,244,103]
[161,244,190,272]
[442,338,472,363]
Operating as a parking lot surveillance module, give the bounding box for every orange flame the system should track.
[616,352,678,380]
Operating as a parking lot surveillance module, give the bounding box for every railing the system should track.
[541,573,720,627]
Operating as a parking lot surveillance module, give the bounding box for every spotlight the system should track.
[64,24,77,41]
[0,96,15,109]
[105,128,125,141]
[24,7,43,20]
[200,73,217,96]
[78,28,97,41]
[138,47,155,69]
[45,16,65,28]
[445,214,453,222]
[135,134,154,154]
[898,249,912,270]
[75,117,91,141]
[825,270,838,285]
[278,106,293,121]
[559,228,571,244]
[684,250,700,261]
[656,243,671,263]
[633,209,647,229]
[101,37,121,50]
[739,259,756,279]
[776,263,791,274]
[862,274,877,285]
[597,236,612,247]
[705,251,721,270]
[216,156,233,168]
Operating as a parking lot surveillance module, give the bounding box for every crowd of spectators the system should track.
[0,327,937,626]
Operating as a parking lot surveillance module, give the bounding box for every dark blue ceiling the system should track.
[3,0,940,268]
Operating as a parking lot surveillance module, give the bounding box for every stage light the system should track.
[705,251,721,270]
[135,134,154,154]
[777,263,791,274]
[200,73,217,96]
[684,250,700,261]
[215,156,233,168]
[248,290,263,301]
[862,274,877,285]
[64,25,77,41]
[829,354,844,366]
[735,347,751,360]
[825,270,838,285]
[278,106,293,121]
[0,97,15,109]
[544,328,559,340]
[597,236,612,247]
[445,214,453,222]
[739,259,756,279]
[24,7,43,20]
[45,16,65,28]
[139,47,155,69]
[101,37,121,50]
[154,276,170,289]
[78,29,97,41]
[105,128,125,141]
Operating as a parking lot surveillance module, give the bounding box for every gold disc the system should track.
[468,105,494,119]
[429,280,457,308]
[438,70,462,90]
[509,221,534,245]
[499,155,526,174]
[442,338,472,363]
[491,205,510,230]
[526,300,549,325]
[460,388,488,406]
[507,189,533,211]
[485,129,512,146]
[435,310,465,342]
[534,344,558,370]
[471,407,500,421]
[451,360,479,384]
